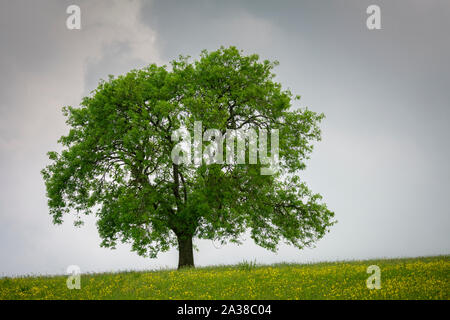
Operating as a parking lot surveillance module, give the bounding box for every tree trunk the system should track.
[177,235,194,269]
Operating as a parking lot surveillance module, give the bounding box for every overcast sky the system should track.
[0,0,449,277]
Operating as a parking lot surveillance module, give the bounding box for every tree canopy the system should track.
[42,46,335,268]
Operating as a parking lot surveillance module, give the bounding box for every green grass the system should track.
[0,255,448,300]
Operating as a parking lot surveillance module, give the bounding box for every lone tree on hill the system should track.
[42,46,335,269]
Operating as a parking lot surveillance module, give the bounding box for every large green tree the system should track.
[42,47,335,269]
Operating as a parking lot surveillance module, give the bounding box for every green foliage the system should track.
[238,260,258,272]
[41,46,335,260]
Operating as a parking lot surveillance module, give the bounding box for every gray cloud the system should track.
[0,0,449,276]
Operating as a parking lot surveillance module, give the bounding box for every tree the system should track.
[42,46,335,269]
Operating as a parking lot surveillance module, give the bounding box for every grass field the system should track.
[0,255,448,300]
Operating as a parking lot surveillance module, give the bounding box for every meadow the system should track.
[0,255,448,300]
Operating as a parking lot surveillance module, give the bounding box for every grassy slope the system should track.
[0,255,448,300]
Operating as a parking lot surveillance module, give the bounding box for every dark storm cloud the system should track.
[0,0,448,276]
[138,0,450,264]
